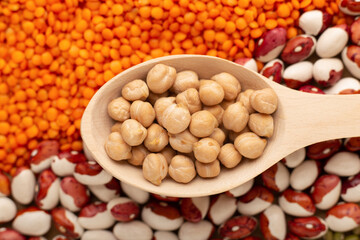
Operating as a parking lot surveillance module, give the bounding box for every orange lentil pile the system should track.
[0,0,351,175]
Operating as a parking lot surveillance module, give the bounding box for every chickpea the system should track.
[147,91,169,106]
[161,103,191,134]
[199,80,224,106]
[236,89,255,114]
[218,143,242,168]
[121,79,149,101]
[146,64,176,94]
[250,88,278,114]
[107,97,131,122]
[203,105,224,125]
[169,155,196,183]
[154,97,176,125]
[220,100,235,110]
[130,100,156,128]
[128,145,149,166]
[121,119,147,146]
[171,70,199,94]
[160,146,176,165]
[248,113,274,138]
[142,153,168,186]
[195,160,221,178]
[209,128,226,146]
[211,72,241,101]
[169,129,198,153]
[144,123,168,152]
[234,132,267,159]
[175,88,202,114]
[105,132,132,161]
[189,110,218,138]
[193,138,221,163]
[111,122,122,133]
[223,102,249,132]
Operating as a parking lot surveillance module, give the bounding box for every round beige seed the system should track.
[234,132,267,159]
[128,145,149,166]
[218,143,242,168]
[169,155,196,183]
[105,132,132,161]
[211,72,241,100]
[195,160,221,178]
[248,113,274,138]
[144,123,168,152]
[107,97,130,122]
[176,88,202,114]
[122,79,149,101]
[236,89,255,114]
[169,129,198,153]
[142,153,168,186]
[130,100,156,128]
[120,119,147,146]
[223,102,249,132]
[171,70,199,94]
[193,138,221,163]
[250,88,278,114]
[146,64,176,94]
[199,80,225,106]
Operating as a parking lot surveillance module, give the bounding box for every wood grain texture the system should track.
[81,55,360,197]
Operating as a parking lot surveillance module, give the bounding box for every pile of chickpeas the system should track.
[105,63,278,186]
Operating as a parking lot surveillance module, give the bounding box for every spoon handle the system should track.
[276,87,360,149]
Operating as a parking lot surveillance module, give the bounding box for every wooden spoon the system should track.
[81,55,360,197]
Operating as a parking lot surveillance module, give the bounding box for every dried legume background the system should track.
[1,0,360,239]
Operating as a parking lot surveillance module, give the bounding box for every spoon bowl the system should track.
[81,55,360,197]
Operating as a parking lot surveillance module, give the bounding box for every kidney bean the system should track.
[344,137,360,152]
[290,160,320,191]
[88,177,120,203]
[324,151,360,177]
[151,194,180,202]
[316,24,349,58]
[283,61,313,89]
[0,171,10,197]
[153,231,179,240]
[288,216,328,239]
[339,0,360,16]
[59,176,90,212]
[0,228,26,240]
[30,140,59,174]
[35,169,60,210]
[52,207,84,239]
[51,150,87,177]
[279,189,316,217]
[324,77,360,94]
[254,27,287,62]
[120,182,150,204]
[306,139,342,160]
[81,230,117,240]
[242,237,262,240]
[218,216,257,240]
[141,201,183,231]
[78,202,115,230]
[342,45,360,79]
[313,58,344,87]
[341,173,360,202]
[261,162,290,192]
[260,205,286,240]
[326,203,360,232]
[180,196,209,223]
[107,197,140,222]
[12,207,51,236]
[208,194,237,225]
[178,220,214,240]
[260,59,284,83]
[282,147,306,168]
[299,85,325,94]
[299,10,332,36]
[286,233,301,240]
[311,174,341,210]
[226,178,254,197]
[73,161,112,186]
[351,18,360,45]
[0,197,17,223]
[234,58,258,72]
[11,166,36,205]
[237,185,274,216]
[113,221,153,240]
[281,34,316,64]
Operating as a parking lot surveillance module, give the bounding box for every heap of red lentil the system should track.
[0,0,353,175]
